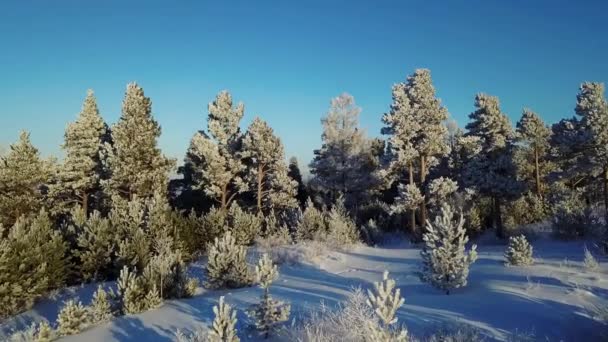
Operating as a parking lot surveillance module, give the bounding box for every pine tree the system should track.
[504,235,534,266]
[56,89,110,214]
[226,202,262,245]
[574,83,608,229]
[106,83,174,200]
[242,117,298,214]
[464,93,522,238]
[111,196,151,272]
[57,299,88,336]
[35,321,53,342]
[366,271,408,342]
[295,198,326,241]
[420,204,477,294]
[287,157,308,208]
[0,209,68,319]
[76,211,115,281]
[310,93,379,211]
[209,296,240,342]
[403,69,450,230]
[584,246,599,270]
[381,81,420,236]
[181,91,247,210]
[205,231,250,289]
[325,197,360,247]
[515,109,552,197]
[0,131,51,227]
[116,266,147,314]
[247,254,290,338]
[90,286,113,323]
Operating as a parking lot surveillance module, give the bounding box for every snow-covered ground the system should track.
[2,235,607,341]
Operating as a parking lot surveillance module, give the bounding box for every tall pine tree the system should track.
[241,117,297,214]
[181,91,247,210]
[106,83,174,200]
[515,108,551,197]
[465,94,522,238]
[574,82,608,227]
[56,89,110,213]
[310,93,379,211]
[404,69,450,227]
[0,131,51,227]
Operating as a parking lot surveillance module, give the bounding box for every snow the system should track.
[1,236,606,341]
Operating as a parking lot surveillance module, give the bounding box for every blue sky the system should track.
[1,1,607,169]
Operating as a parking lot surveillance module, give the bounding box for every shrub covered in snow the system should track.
[420,204,477,294]
[504,235,534,266]
[57,299,89,336]
[323,198,360,248]
[205,231,251,289]
[226,202,263,246]
[247,254,290,338]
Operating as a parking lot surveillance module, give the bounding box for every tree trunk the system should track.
[419,155,427,227]
[534,146,542,198]
[257,164,264,214]
[494,196,504,239]
[221,184,228,211]
[81,190,89,217]
[408,162,416,237]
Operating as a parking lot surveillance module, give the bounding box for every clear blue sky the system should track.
[1,1,607,170]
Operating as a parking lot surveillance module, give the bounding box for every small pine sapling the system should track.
[35,321,53,342]
[584,246,599,270]
[504,235,534,266]
[366,271,408,342]
[247,254,290,338]
[420,204,477,294]
[90,286,113,323]
[205,231,250,289]
[209,296,240,342]
[57,299,88,336]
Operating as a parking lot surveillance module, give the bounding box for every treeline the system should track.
[1,69,607,319]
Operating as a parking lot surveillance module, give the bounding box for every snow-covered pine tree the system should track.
[295,198,326,241]
[111,195,151,272]
[310,93,379,211]
[242,117,298,215]
[584,246,599,270]
[515,109,552,198]
[55,89,110,214]
[381,81,420,236]
[287,157,308,208]
[205,231,250,289]
[0,131,52,227]
[403,69,450,229]
[574,83,608,229]
[57,299,88,336]
[504,235,534,266]
[325,197,360,247]
[421,204,477,294]
[116,266,147,314]
[76,210,115,281]
[464,93,522,238]
[90,286,113,323]
[209,296,240,342]
[143,284,162,310]
[106,83,174,200]
[0,209,68,319]
[427,177,459,209]
[35,321,54,342]
[366,271,408,342]
[391,183,423,218]
[247,253,290,338]
[181,91,247,211]
[226,202,262,245]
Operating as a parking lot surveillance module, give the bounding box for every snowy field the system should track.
[2,234,606,342]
